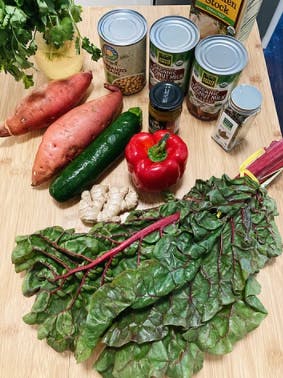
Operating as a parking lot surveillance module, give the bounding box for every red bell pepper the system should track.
[125,130,188,192]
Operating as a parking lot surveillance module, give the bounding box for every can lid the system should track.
[150,16,200,53]
[195,35,248,75]
[97,9,147,46]
[231,84,262,111]
[150,82,184,111]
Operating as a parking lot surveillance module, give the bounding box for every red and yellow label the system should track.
[194,0,244,26]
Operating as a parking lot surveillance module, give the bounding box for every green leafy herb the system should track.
[0,1,101,88]
[11,175,282,377]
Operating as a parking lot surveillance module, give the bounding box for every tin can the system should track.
[149,16,200,93]
[98,9,147,95]
[212,84,262,151]
[149,82,184,133]
[186,35,248,121]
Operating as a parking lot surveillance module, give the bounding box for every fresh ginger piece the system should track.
[79,184,138,224]
[121,190,140,212]
[79,185,108,223]
[97,186,129,222]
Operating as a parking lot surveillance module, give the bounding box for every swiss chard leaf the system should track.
[102,176,281,350]
[11,175,282,378]
[183,277,267,355]
[95,330,204,378]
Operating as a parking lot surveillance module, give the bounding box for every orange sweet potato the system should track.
[31,84,123,186]
[0,71,93,137]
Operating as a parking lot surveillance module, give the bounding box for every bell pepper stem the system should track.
[148,133,170,162]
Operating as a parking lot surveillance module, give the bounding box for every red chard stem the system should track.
[54,212,180,281]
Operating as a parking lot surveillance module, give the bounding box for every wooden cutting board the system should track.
[0,5,282,378]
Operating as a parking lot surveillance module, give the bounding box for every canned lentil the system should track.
[98,9,147,95]
[186,35,248,121]
[149,82,184,134]
[149,16,200,93]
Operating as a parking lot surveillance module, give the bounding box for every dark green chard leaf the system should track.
[183,276,267,355]
[102,200,277,349]
[11,175,282,378]
[95,330,204,378]
[74,250,202,363]
[76,219,225,362]
[102,176,282,350]
[12,224,142,352]
[103,299,170,348]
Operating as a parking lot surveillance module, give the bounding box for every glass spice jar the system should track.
[149,82,184,134]
[212,84,262,151]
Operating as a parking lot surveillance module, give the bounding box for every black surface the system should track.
[263,13,283,134]
[257,0,280,38]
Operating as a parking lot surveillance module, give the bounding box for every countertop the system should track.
[0,5,282,378]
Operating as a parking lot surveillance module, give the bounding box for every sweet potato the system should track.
[0,71,93,137]
[31,84,123,186]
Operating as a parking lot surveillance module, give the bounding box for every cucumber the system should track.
[49,107,142,202]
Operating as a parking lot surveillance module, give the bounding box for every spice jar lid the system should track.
[150,82,184,111]
[231,84,262,111]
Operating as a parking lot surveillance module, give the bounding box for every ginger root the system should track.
[79,184,138,224]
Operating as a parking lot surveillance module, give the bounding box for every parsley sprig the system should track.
[0,1,101,88]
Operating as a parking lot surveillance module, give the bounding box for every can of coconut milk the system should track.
[149,16,200,93]
[186,35,248,121]
[98,9,147,95]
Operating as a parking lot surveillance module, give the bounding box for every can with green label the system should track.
[149,16,200,93]
[186,35,248,121]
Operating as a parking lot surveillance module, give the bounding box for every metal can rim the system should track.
[150,15,200,53]
[97,9,147,46]
[195,35,248,75]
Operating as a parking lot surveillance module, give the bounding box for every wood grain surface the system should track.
[0,6,282,378]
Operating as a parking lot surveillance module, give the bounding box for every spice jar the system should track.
[149,82,184,133]
[212,84,262,151]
